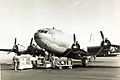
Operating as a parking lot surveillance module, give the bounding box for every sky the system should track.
[0,0,120,63]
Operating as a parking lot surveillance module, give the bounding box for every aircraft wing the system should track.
[0,49,12,52]
[87,46,107,56]
[60,48,88,59]
[111,44,120,47]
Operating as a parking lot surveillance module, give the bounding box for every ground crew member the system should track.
[43,48,49,60]
[13,54,20,71]
[51,55,56,68]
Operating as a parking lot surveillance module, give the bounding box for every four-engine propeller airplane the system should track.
[0,27,120,67]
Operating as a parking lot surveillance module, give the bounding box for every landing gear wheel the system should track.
[82,57,88,67]
[68,66,72,69]
[59,66,62,70]
[32,61,37,69]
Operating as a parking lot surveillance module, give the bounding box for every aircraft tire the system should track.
[82,57,88,67]
[59,66,62,70]
[68,66,72,69]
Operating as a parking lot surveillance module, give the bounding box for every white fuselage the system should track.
[34,28,73,54]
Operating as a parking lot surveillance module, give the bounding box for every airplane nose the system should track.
[34,32,40,39]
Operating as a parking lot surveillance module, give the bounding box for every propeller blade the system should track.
[64,49,73,57]
[73,34,76,44]
[100,31,104,41]
[111,45,120,47]
[30,38,33,46]
[96,47,104,56]
[89,33,92,43]
[14,38,17,46]
[7,51,11,54]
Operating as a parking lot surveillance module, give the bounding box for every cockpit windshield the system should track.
[38,30,48,33]
[38,28,60,34]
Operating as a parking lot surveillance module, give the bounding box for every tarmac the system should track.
[1,56,120,80]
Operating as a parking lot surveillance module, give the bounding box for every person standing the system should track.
[13,54,20,71]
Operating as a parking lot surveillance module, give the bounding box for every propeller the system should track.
[27,38,33,50]
[96,31,112,56]
[64,34,77,57]
[12,38,19,53]
[27,38,35,55]
[100,31,111,47]
[95,31,107,55]
[7,38,19,54]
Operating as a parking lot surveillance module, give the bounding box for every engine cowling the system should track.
[100,39,111,50]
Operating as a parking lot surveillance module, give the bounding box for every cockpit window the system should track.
[44,31,47,33]
[38,30,48,33]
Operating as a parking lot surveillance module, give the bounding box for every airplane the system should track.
[34,27,90,66]
[87,31,120,57]
[1,27,119,67]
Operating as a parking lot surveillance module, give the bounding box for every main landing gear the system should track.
[81,57,89,67]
